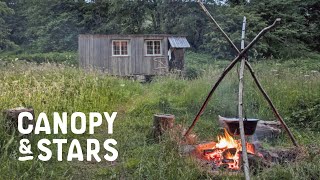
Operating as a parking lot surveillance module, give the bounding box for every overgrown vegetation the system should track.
[0,52,77,65]
[0,52,319,179]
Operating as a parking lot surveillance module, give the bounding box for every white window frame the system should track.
[145,40,162,56]
[112,40,129,56]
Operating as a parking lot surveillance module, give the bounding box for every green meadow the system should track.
[0,52,319,179]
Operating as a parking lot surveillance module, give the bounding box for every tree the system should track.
[205,0,319,58]
[0,0,319,58]
[299,0,320,52]
[0,1,15,51]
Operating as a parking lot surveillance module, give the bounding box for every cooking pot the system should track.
[219,116,259,136]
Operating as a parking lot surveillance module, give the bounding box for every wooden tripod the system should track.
[185,1,299,179]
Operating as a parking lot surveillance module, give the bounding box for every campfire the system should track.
[194,129,261,170]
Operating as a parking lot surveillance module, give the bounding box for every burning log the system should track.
[203,149,215,155]
[152,114,175,139]
[222,148,237,158]
[3,107,35,134]
[222,159,235,164]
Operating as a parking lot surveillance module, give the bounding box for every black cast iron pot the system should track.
[219,116,259,136]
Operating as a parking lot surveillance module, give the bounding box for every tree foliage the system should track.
[1,0,319,58]
[0,1,15,50]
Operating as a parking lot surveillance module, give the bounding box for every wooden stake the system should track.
[241,17,246,51]
[238,16,250,180]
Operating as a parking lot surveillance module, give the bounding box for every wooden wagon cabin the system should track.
[78,34,190,76]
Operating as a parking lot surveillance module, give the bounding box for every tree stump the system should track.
[3,107,35,134]
[153,114,175,139]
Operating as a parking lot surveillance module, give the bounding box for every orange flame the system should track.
[195,128,257,170]
[224,151,234,159]
[216,129,238,149]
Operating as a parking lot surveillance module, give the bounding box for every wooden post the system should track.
[153,114,175,139]
[241,17,246,51]
[238,16,250,180]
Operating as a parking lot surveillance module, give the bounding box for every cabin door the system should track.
[169,48,184,71]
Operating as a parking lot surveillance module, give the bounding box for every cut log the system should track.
[253,120,282,141]
[153,114,175,139]
[3,107,35,134]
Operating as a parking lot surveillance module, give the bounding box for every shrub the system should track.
[185,66,201,80]
[287,99,320,131]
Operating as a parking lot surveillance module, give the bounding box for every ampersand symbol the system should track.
[18,139,33,161]
[19,139,33,154]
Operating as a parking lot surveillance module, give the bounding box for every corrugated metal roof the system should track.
[168,37,190,48]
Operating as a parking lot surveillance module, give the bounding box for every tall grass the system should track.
[0,54,319,179]
[0,52,77,65]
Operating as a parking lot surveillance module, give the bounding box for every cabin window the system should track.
[112,40,129,56]
[145,40,161,55]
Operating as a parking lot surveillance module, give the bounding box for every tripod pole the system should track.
[238,16,250,180]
